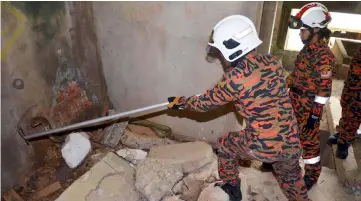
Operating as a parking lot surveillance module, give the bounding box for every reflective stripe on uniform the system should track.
[314,96,330,104]
[303,156,320,164]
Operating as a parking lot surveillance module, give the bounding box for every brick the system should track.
[34,182,61,199]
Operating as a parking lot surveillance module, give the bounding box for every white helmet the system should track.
[208,15,262,62]
[288,2,332,29]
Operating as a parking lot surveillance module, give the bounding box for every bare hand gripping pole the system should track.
[23,94,201,141]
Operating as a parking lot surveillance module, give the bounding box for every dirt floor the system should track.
[12,131,112,201]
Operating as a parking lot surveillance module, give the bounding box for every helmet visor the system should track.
[208,30,215,44]
[288,16,303,29]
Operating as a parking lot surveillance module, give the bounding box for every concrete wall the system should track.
[93,2,263,142]
[258,1,278,54]
[1,2,108,192]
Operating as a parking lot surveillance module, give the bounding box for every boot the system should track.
[303,175,317,190]
[336,142,350,159]
[215,181,242,201]
[261,162,273,172]
[327,133,340,145]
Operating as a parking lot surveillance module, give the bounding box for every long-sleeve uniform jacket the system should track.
[183,53,302,161]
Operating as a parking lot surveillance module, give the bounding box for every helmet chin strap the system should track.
[302,28,315,45]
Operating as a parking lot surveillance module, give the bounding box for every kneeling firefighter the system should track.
[167,15,310,201]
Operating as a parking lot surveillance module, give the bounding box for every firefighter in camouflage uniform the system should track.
[328,47,361,159]
[167,15,310,201]
[286,2,335,190]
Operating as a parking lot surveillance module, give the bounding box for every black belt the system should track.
[290,87,315,98]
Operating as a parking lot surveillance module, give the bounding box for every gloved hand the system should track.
[167,96,186,110]
[302,102,323,133]
[286,74,293,88]
[302,113,320,133]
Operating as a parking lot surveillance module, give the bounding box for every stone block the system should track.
[135,158,183,201]
[148,141,214,173]
[121,130,176,150]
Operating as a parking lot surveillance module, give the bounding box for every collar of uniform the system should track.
[302,40,326,54]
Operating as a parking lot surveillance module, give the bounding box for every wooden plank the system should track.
[2,189,24,201]
[33,182,62,199]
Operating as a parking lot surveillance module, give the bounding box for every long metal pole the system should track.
[24,101,169,140]
[24,94,201,140]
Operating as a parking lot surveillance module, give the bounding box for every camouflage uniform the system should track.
[338,47,361,144]
[183,53,309,201]
[287,40,335,184]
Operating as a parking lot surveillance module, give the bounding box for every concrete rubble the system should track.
[148,141,214,173]
[116,148,148,165]
[61,132,92,169]
[121,129,177,150]
[102,121,128,148]
[178,174,203,201]
[55,152,143,201]
[135,158,183,201]
[197,182,229,201]
[162,195,185,201]
[53,122,359,201]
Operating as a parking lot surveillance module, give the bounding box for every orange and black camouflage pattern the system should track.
[338,47,361,144]
[288,40,335,183]
[184,53,309,200]
[185,53,302,159]
[216,131,310,201]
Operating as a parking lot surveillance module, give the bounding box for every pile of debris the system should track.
[4,117,290,201]
[56,138,230,201]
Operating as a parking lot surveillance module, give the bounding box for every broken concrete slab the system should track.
[102,151,135,177]
[135,158,183,201]
[325,99,358,186]
[172,180,185,194]
[116,148,148,165]
[148,141,214,173]
[56,152,137,201]
[162,195,185,201]
[192,153,219,181]
[33,182,61,199]
[86,173,143,201]
[197,182,229,201]
[102,121,128,148]
[61,132,92,169]
[240,167,286,201]
[121,129,177,150]
[180,173,203,201]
